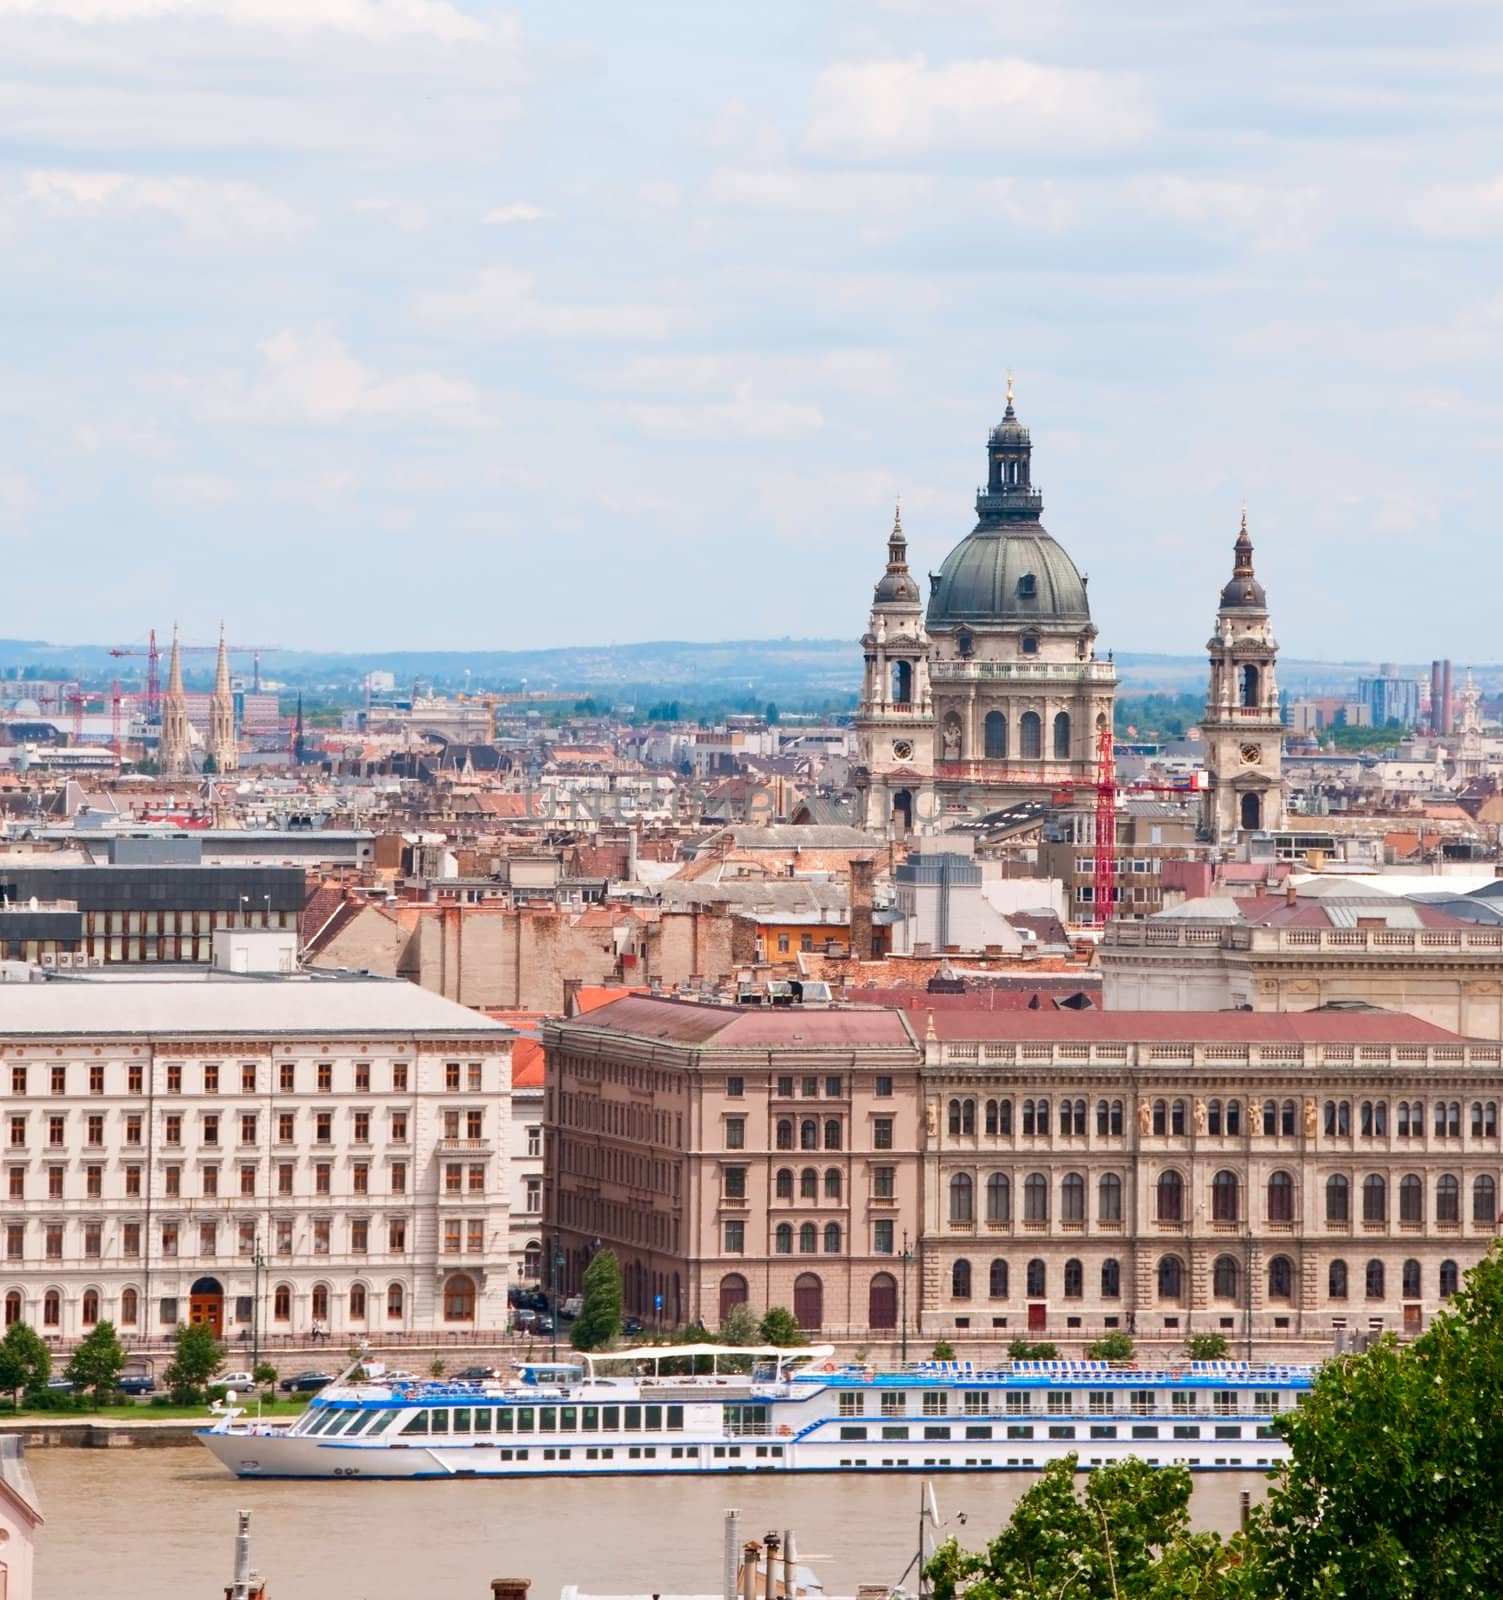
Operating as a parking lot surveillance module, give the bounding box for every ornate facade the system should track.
[206,624,238,774]
[855,385,1116,835]
[158,624,192,777]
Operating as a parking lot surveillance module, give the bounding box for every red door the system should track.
[1027,1302,1047,1332]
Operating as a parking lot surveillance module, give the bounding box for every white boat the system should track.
[197,1346,1311,1480]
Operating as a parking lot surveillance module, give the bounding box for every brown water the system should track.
[29,1451,1271,1600]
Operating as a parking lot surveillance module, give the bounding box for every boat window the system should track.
[1088,1391,1111,1415]
[516,1408,535,1432]
[538,1408,556,1434]
[497,1409,513,1433]
[667,1405,684,1430]
[560,1407,577,1431]
[430,1410,450,1435]
[472,1409,491,1434]
[624,1405,642,1431]
[644,1405,662,1430]
[344,1410,382,1436]
[602,1406,620,1430]
[324,1411,361,1437]
[453,1409,471,1434]
[368,1410,399,1436]
[400,1411,429,1436]
[581,1406,598,1431]
[311,1409,347,1436]
[964,1424,992,1440]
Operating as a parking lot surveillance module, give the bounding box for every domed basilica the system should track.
[854,384,1117,832]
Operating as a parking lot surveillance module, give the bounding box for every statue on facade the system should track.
[1138,1098,1152,1135]
[1304,1098,1318,1137]
[942,719,961,760]
[1194,1098,1208,1136]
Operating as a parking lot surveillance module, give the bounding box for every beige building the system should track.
[543,996,924,1333]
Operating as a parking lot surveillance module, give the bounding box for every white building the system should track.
[0,975,513,1347]
[0,1439,42,1600]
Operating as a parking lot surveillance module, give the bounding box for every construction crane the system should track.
[109,637,281,719]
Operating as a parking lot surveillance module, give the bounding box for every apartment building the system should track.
[0,977,512,1344]
[543,996,924,1333]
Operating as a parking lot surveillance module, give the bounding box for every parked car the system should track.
[219,1372,257,1390]
[621,1316,644,1336]
[533,1314,554,1336]
[453,1365,500,1382]
[509,1288,549,1313]
[279,1370,333,1394]
[116,1374,156,1396]
[513,1308,539,1331]
[382,1370,419,1385]
[44,1377,74,1393]
[560,1295,583,1320]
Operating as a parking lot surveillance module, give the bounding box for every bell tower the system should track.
[854,504,935,834]
[1201,511,1285,842]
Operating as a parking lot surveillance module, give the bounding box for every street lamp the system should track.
[251,1241,266,1368]
[551,1235,564,1362]
[900,1231,913,1364]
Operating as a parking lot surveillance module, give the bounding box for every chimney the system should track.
[741,1544,762,1600]
[562,977,583,1018]
[849,857,875,962]
[492,1584,531,1600]
[1285,881,1296,907]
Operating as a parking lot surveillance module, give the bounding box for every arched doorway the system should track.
[892,791,912,834]
[868,1272,897,1330]
[443,1273,477,1323]
[1240,792,1262,830]
[189,1276,224,1337]
[719,1273,748,1325]
[793,1272,823,1331]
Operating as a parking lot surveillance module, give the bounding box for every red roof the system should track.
[511,1037,544,1089]
[1232,894,1473,931]
[554,994,912,1048]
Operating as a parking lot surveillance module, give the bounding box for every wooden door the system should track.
[1027,1301,1047,1332]
[189,1292,223,1337]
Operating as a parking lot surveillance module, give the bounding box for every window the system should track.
[277,1163,293,1197]
[823,1222,841,1254]
[316,1112,332,1145]
[1262,1099,1277,1136]
[776,1168,794,1200]
[1399,1174,1423,1223]
[86,1113,104,1148]
[989,1259,1008,1298]
[526,1125,541,1158]
[203,1114,220,1147]
[524,1176,540,1212]
[277,1112,294,1144]
[776,1120,794,1151]
[1474,1174,1497,1223]
[121,1286,138,1324]
[723,1166,747,1201]
[875,1075,893,1098]
[350,1282,368,1319]
[241,1063,259,1092]
[1053,711,1071,759]
[9,1067,24,1095]
[353,1162,370,1195]
[799,1223,817,1254]
[949,1173,974,1223]
[387,1282,405,1320]
[1436,1173,1459,1223]
[952,1260,972,1299]
[1101,1258,1121,1298]
[1440,1259,1460,1298]
[391,1111,407,1143]
[391,1162,407,1194]
[202,1165,219,1198]
[1226,1099,1242,1136]
[351,1218,368,1254]
[1063,1258,1083,1298]
[7,1116,23,1148]
[388,1219,407,1253]
[1365,1259,1385,1299]
[1324,1100,1351,1137]
[1472,1101,1497,1138]
[1327,1259,1348,1298]
[163,1166,180,1198]
[315,1163,331,1196]
[43,1289,60,1327]
[352,1111,370,1144]
[988,1098,1014,1136]
[800,1168,818,1200]
[826,1076,843,1098]
[873,1220,894,1254]
[1020,711,1042,759]
[6,1171,20,1200]
[1023,1172,1049,1222]
[468,1063,482,1092]
[1061,1172,1085,1222]
[1363,1173,1387,1222]
[983,710,1007,759]
[873,1165,895,1199]
[1212,1170,1239,1222]
[1213,1255,1239,1299]
[1156,1170,1184,1223]
[775,1224,793,1255]
[274,1284,291,1322]
[47,1115,64,1149]
[1267,1171,1294,1223]
[392,1062,408,1092]
[800,1120,817,1151]
[723,1117,746,1151]
[199,1221,217,1256]
[1026,1258,1045,1297]
[445,1062,461,1091]
[986,1172,1010,1223]
[51,1065,68,1095]
[1326,1174,1350,1222]
[1153,1099,1167,1137]
[824,1119,842,1151]
[161,1222,178,1257]
[874,1118,894,1150]
[1268,1256,1294,1301]
[1158,1255,1184,1300]
[123,1222,140,1257]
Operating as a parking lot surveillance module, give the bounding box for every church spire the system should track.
[159,623,192,776]
[206,621,238,773]
[213,622,231,697]
[166,624,184,696]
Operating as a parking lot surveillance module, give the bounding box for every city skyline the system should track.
[3,2,1501,656]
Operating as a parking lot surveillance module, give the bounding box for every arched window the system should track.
[2,1291,19,1328]
[775,1223,793,1255]
[1363,1174,1387,1222]
[823,1222,841,1254]
[961,1100,976,1135]
[1212,1170,1239,1221]
[42,1290,60,1327]
[952,1259,972,1299]
[776,1120,794,1151]
[1329,1259,1348,1299]
[1401,1259,1421,1299]
[1240,662,1260,707]
[1213,1254,1239,1300]
[1158,1255,1184,1301]
[775,1168,794,1199]
[1171,1099,1186,1136]
[1023,1173,1049,1222]
[799,1120,817,1151]
[989,1259,1009,1298]
[1059,1099,1075,1136]
[349,1282,367,1320]
[1241,793,1262,830]
[1098,1172,1123,1222]
[948,1099,963,1135]
[1440,1259,1460,1298]
[984,711,1007,760]
[273,1283,292,1322]
[1156,1169,1184,1222]
[720,1274,749,1324]
[1365,1259,1385,1300]
[798,1223,817,1254]
[1267,1170,1294,1222]
[443,1274,475,1322]
[868,1273,897,1329]
[793,1273,823,1330]
[800,1168,818,1200]
[1397,1101,1412,1138]
[1268,1256,1294,1301]
[985,1172,1010,1223]
[524,1241,542,1279]
[824,1168,842,1201]
[312,1283,331,1323]
[1281,1100,1297,1136]
[120,1286,138,1326]
[1035,1098,1050,1136]
[1399,1173,1423,1223]
[1226,1099,1242,1136]
[1022,1099,1036,1135]
[1436,1173,1459,1223]
[1026,1259,1045,1297]
[984,1099,999,1136]
[1063,1258,1083,1298]
[1153,1099,1167,1136]
[949,1172,974,1223]
[1096,1099,1111,1135]
[386,1281,405,1320]
[1473,1174,1497,1223]
[823,1119,841,1151]
[81,1288,99,1326]
[1053,712,1071,759]
[1020,711,1042,760]
[1101,1258,1121,1298]
[1208,1099,1223,1136]
[1061,1172,1085,1222]
[1326,1174,1350,1222]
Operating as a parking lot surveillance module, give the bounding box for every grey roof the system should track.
[0,976,512,1039]
[654,879,848,915]
[0,1437,43,1525]
[722,826,878,850]
[1153,896,1246,920]
[926,529,1090,630]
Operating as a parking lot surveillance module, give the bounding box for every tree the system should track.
[0,1322,50,1408]
[758,1307,806,1347]
[718,1302,760,1347]
[65,1320,126,1406]
[252,1361,278,1392]
[570,1249,623,1351]
[932,1339,957,1361]
[163,1321,224,1399]
[1247,1243,1503,1598]
[928,1455,1238,1600]
[1086,1330,1136,1362]
[1184,1331,1230,1362]
[1007,1338,1058,1361]
[765,702,780,725]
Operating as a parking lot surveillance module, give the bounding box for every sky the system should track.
[3,0,1502,662]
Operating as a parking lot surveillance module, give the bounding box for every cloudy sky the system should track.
[3,0,1501,660]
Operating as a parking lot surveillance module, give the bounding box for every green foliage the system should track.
[928,1455,1238,1600]
[757,1307,806,1347]
[65,1320,127,1406]
[570,1249,624,1351]
[1246,1242,1503,1598]
[931,1339,957,1361]
[718,1302,760,1348]
[1007,1338,1058,1361]
[764,702,779,724]
[429,1357,446,1379]
[252,1361,278,1389]
[1184,1331,1231,1362]
[0,1322,51,1404]
[1114,692,1204,742]
[1086,1330,1136,1362]
[163,1321,224,1398]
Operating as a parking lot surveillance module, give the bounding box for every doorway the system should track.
[1027,1301,1047,1332]
[1403,1302,1422,1334]
[189,1276,224,1337]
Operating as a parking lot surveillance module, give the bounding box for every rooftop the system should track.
[550,993,914,1049]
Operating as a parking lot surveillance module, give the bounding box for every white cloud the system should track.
[418,269,679,341]
[192,326,489,429]
[1126,176,1323,249]
[24,169,302,241]
[708,167,932,213]
[805,55,1153,160]
[0,470,36,525]
[354,196,429,231]
[1409,177,1503,240]
[484,202,551,225]
[621,384,824,440]
[156,474,235,506]
[0,0,490,42]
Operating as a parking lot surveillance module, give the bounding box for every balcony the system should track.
[437,1137,492,1154]
[929,659,1116,685]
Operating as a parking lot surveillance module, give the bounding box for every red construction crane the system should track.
[109,638,281,719]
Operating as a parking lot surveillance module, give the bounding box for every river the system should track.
[28,1451,1272,1599]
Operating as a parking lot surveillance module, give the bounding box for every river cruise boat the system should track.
[198,1346,1312,1480]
